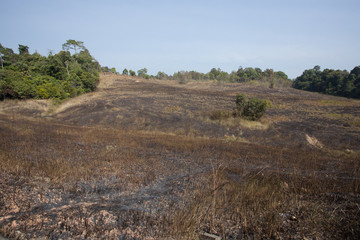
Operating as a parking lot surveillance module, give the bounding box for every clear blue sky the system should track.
[2,0,360,79]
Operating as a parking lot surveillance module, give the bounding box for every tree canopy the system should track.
[293,66,360,98]
[155,67,291,87]
[0,40,101,100]
[62,40,86,55]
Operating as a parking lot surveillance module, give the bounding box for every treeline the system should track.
[0,40,100,100]
[293,66,360,98]
[122,67,291,87]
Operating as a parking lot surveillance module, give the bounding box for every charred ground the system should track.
[0,74,359,239]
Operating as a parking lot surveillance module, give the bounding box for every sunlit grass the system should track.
[0,74,359,239]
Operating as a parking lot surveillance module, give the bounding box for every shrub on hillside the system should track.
[235,93,248,117]
[210,94,271,122]
[243,97,271,120]
[235,93,271,120]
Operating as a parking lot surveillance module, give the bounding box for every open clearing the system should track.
[1,74,359,239]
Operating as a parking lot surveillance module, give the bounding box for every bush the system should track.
[235,93,271,120]
[129,70,136,76]
[235,93,248,117]
[0,69,37,99]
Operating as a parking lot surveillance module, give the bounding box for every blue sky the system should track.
[2,0,359,78]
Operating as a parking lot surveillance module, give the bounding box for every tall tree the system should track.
[18,44,29,55]
[62,39,86,55]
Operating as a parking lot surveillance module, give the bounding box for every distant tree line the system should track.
[293,66,360,99]
[121,67,292,87]
[0,40,101,100]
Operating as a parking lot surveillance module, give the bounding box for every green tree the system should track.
[0,69,37,99]
[18,44,29,55]
[137,68,148,78]
[293,65,360,98]
[62,39,86,55]
[129,70,136,76]
[244,67,259,80]
[236,67,248,82]
[293,66,322,92]
[122,68,129,75]
[0,41,100,100]
[110,67,118,74]
[348,66,360,98]
[156,71,168,80]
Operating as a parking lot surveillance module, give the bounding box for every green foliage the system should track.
[158,67,291,86]
[293,65,360,99]
[0,69,37,99]
[235,93,248,117]
[0,40,100,100]
[18,44,29,55]
[137,68,149,78]
[210,94,271,121]
[235,93,271,120]
[129,70,136,76]
[156,71,168,80]
[122,68,129,75]
[243,98,271,120]
[62,39,85,55]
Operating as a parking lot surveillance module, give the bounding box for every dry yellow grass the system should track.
[0,73,359,239]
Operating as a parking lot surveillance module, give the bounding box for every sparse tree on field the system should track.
[129,70,136,76]
[137,68,148,77]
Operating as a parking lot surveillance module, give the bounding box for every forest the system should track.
[293,65,360,98]
[0,40,100,100]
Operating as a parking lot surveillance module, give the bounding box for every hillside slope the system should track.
[2,73,360,150]
[0,73,359,239]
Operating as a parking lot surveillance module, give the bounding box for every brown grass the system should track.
[0,73,359,239]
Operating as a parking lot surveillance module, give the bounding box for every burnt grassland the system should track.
[0,74,359,239]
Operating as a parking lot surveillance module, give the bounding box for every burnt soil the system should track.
[0,74,359,239]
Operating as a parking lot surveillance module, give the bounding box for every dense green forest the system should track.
[293,65,360,99]
[0,40,100,100]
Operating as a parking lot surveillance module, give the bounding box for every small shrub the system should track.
[210,94,271,122]
[243,97,271,120]
[235,93,248,117]
[235,93,271,121]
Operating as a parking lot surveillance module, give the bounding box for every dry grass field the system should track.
[0,73,359,239]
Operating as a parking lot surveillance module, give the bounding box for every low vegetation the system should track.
[210,93,271,121]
